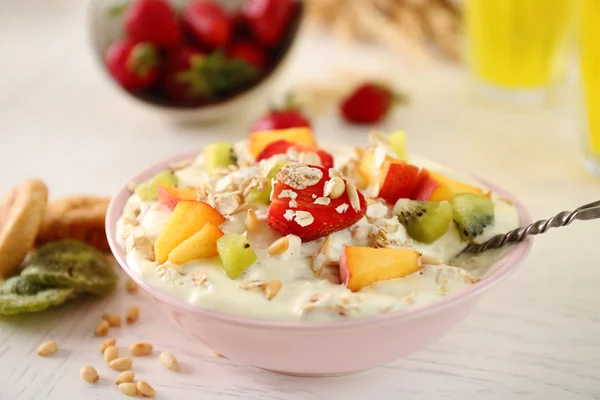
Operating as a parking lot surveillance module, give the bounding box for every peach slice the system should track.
[154,201,226,264]
[168,222,224,264]
[427,171,483,202]
[358,149,401,187]
[339,246,422,292]
[249,127,317,158]
[157,185,204,211]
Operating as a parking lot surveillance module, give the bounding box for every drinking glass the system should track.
[464,0,576,106]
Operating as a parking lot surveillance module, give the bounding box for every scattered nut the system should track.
[80,365,99,383]
[126,279,139,293]
[102,313,122,327]
[191,271,208,287]
[104,346,119,363]
[267,236,290,256]
[37,340,58,356]
[109,357,133,371]
[324,177,345,199]
[264,280,282,300]
[129,343,153,356]
[159,351,179,371]
[100,338,116,354]
[346,181,361,211]
[115,371,135,385]
[126,306,140,324]
[137,380,156,397]
[246,208,259,231]
[118,382,138,396]
[95,320,110,336]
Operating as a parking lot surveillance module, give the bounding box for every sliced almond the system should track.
[324,177,345,199]
[264,280,282,300]
[267,236,290,256]
[346,181,361,211]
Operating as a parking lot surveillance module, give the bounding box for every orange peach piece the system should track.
[168,222,224,264]
[249,127,317,158]
[157,185,203,210]
[358,149,400,186]
[339,246,422,292]
[154,201,226,264]
[428,171,484,202]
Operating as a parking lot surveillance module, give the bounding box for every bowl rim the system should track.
[106,149,533,331]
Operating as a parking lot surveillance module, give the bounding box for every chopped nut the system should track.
[276,163,323,189]
[109,357,133,371]
[104,346,119,363]
[118,382,138,396]
[137,380,156,397]
[246,208,259,231]
[129,343,153,356]
[311,235,332,276]
[115,371,135,385]
[102,313,122,327]
[80,365,99,383]
[37,340,58,356]
[267,236,290,256]
[264,280,282,300]
[159,351,179,371]
[126,306,140,324]
[346,181,361,211]
[126,279,139,294]
[294,210,314,227]
[283,209,296,221]
[100,338,116,354]
[335,203,349,213]
[313,196,331,205]
[288,199,298,208]
[323,177,345,199]
[95,320,110,337]
[191,271,208,286]
[278,189,298,199]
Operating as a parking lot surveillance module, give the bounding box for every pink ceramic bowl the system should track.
[106,150,533,377]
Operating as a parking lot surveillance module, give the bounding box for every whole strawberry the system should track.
[124,0,180,48]
[182,1,232,51]
[340,82,402,124]
[161,46,209,103]
[251,94,311,132]
[105,39,160,91]
[228,40,266,71]
[242,0,296,46]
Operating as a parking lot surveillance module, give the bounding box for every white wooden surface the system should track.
[1,1,600,399]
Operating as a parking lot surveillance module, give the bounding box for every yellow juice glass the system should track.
[465,0,575,105]
[580,0,600,173]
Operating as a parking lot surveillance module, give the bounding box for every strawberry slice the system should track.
[268,164,366,242]
[255,140,334,169]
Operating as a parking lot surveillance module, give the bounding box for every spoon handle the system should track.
[461,200,600,255]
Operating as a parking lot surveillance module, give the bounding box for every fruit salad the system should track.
[116,129,519,322]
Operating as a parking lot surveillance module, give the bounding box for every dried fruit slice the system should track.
[216,233,258,279]
[154,201,226,264]
[0,276,74,315]
[21,240,118,296]
[135,170,178,201]
[0,179,48,278]
[168,222,224,264]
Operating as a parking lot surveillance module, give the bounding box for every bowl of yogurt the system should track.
[106,129,532,376]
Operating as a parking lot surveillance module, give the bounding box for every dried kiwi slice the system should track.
[0,276,74,315]
[21,240,118,296]
[394,199,453,244]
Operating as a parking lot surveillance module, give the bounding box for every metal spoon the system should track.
[461,200,600,255]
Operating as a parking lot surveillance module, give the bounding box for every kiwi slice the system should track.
[216,233,258,279]
[450,193,495,241]
[135,170,178,201]
[388,130,408,161]
[21,240,118,296]
[204,142,237,175]
[394,199,453,244]
[245,160,289,205]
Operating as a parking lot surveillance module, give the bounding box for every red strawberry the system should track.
[256,140,334,169]
[340,82,398,124]
[105,39,160,91]
[251,93,311,132]
[268,164,367,242]
[124,0,180,48]
[161,46,209,102]
[241,0,296,46]
[228,40,266,71]
[182,1,232,51]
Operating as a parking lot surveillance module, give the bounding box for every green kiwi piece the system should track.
[394,199,453,244]
[21,240,118,296]
[450,193,495,241]
[204,142,237,175]
[135,170,178,201]
[217,233,258,279]
[245,160,289,205]
[0,276,74,315]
